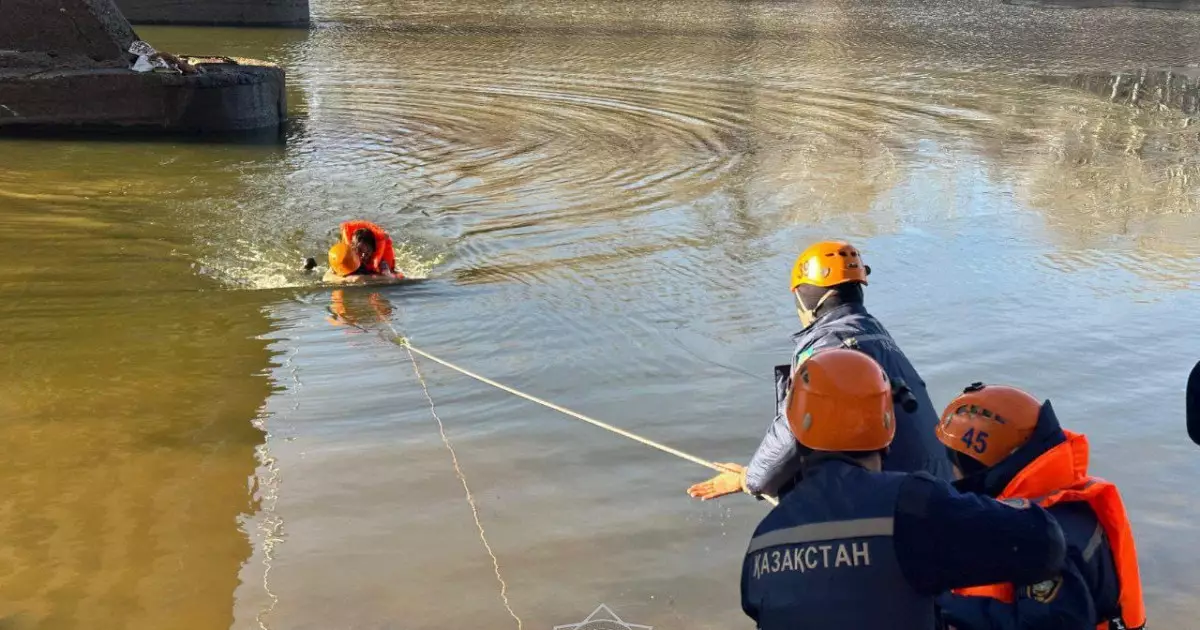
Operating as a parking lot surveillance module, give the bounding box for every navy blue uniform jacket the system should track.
[741,457,1067,630]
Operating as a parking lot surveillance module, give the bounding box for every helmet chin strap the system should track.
[794,288,837,325]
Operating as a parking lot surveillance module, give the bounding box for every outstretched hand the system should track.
[687,462,748,500]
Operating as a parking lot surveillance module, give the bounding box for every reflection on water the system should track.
[0,185,275,628]
[325,289,395,330]
[2,2,1200,629]
[0,28,298,628]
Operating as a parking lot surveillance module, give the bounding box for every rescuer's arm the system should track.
[892,474,1066,596]
[742,364,805,496]
[936,563,1094,630]
[743,409,803,497]
[745,336,842,496]
[688,364,797,500]
[936,504,1106,630]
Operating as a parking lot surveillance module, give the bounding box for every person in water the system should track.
[324,220,403,283]
[687,240,951,502]
[740,348,1067,630]
[934,383,1146,630]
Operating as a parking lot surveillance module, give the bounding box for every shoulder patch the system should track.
[1025,576,1063,603]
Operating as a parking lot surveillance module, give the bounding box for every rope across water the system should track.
[387,333,780,507]
[327,302,779,628]
[399,337,525,630]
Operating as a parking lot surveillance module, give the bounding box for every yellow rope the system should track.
[401,341,524,630]
[351,308,775,630]
[389,335,779,507]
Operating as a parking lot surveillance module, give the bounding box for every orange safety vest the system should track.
[953,431,1145,630]
[339,220,399,276]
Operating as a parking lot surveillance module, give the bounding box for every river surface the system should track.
[3,1,1200,628]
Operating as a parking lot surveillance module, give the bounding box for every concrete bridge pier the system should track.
[113,0,310,27]
[0,0,288,135]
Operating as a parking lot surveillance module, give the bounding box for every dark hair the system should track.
[351,228,376,251]
[854,448,888,461]
[795,448,887,482]
[797,445,886,462]
[947,446,988,477]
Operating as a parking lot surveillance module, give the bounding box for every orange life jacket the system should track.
[953,431,1145,630]
[340,220,399,276]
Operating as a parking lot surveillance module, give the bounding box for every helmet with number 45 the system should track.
[936,382,1041,468]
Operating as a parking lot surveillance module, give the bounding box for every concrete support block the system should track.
[0,0,139,67]
[0,0,288,135]
[0,58,287,133]
[113,0,310,27]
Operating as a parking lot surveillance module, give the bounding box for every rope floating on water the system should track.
[400,338,525,630]
[389,335,779,507]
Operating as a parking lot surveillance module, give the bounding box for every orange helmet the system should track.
[936,383,1041,468]
[328,242,361,276]
[785,348,895,452]
[790,240,870,290]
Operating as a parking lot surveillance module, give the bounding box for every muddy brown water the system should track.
[2,1,1200,628]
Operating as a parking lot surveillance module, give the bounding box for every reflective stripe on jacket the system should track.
[742,458,935,630]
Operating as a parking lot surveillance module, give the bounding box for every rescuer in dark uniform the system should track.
[739,348,1068,630]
